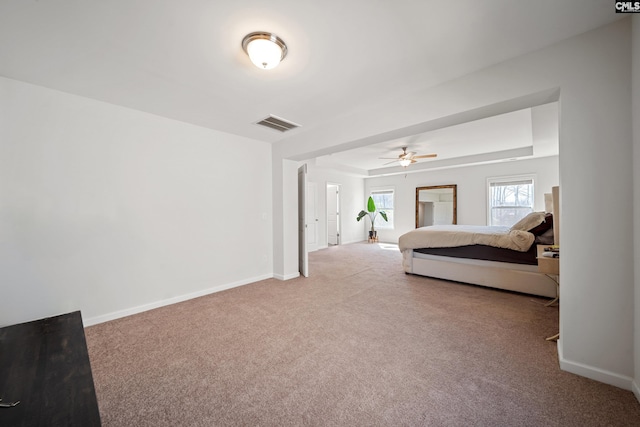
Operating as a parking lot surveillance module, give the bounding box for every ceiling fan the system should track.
[380,146,437,167]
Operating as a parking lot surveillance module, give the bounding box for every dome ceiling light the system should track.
[242,32,288,70]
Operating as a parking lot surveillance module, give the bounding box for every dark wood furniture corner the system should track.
[0,311,101,426]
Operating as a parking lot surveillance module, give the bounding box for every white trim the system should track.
[369,186,395,230]
[342,238,365,245]
[632,380,640,403]
[83,273,273,326]
[274,272,300,281]
[558,341,633,390]
[486,173,537,226]
[310,244,329,252]
[326,181,342,247]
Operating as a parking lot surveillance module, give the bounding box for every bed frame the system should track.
[402,187,559,298]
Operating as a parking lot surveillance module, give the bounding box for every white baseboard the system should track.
[558,340,633,390]
[83,273,273,327]
[273,272,300,281]
[632,380,640,403]
[341,239,365,245]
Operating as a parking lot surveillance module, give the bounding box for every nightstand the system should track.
[537,244,559,341]
[537,245,559,275]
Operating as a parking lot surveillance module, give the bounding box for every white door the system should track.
[298,164,308,277]
[327,184,340,245]
[306,182,318,252]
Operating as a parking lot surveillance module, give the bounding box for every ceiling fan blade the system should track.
[383,159,399,165]
[401,151,416,158]
[379,157,401,160]
[413,154,437,159]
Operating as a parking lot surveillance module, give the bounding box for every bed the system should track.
[398,187,559,298]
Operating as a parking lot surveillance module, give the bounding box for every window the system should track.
[487,176,535,226]
[370,189,394,229]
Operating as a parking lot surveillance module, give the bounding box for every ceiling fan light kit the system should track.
[380,146,437,168]
[242,32,288,70]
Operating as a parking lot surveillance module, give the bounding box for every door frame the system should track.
[298,164,308,277]
[306,181,319,252]
[326,182,341,246]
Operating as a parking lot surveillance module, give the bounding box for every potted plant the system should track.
[357,196,388,241]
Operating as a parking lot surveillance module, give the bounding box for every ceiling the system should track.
[0,1,620,174]
[315,103,560,176]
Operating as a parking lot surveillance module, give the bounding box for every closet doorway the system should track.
[327,183,341,246]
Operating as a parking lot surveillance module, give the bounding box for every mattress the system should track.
[413,243,538,265]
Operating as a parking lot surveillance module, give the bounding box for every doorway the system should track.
[297,164,308,277]
[327,183,340,246]
[306,181,319,252]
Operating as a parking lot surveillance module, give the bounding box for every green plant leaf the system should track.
[367,196,376,213]
[356,210,367,221]
[379,211,388,222]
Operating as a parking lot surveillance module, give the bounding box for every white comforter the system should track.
[398,224,534,252]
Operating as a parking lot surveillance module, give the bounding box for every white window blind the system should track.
[370,189,394,228]
[488,176,535,226]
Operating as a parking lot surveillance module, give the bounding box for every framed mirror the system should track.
[416,185,457,228]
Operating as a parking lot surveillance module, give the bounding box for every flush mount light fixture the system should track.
[242,31,288,70]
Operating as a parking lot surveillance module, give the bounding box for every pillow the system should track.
[528,213,553,236]
[510,212,547,232]
[534,228,555,245]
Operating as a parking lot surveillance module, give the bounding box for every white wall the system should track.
[273,19,635,389]
[271,158,300,280]
[0,76,273,327]
[632,15,640,400]
[365,156,559,243]
[306,162,365,248]
[556,20,633,389]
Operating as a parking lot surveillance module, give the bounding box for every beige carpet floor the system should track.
[85,242,640,426]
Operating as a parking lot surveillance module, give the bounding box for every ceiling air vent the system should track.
[255,115,300,132]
